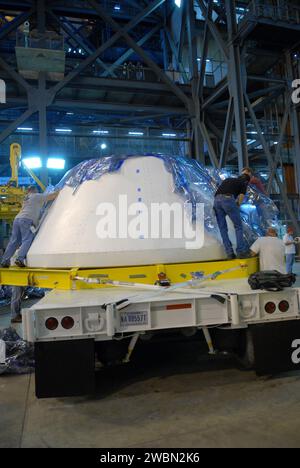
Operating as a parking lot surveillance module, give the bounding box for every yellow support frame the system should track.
[0,257,259,291]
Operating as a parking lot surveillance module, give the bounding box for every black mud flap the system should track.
[252,320,300,376]
[35,339,95,398]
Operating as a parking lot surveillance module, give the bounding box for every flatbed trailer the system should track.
[2,257,300,398]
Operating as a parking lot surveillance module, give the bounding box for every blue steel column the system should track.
[37,0,48,185]
[187,0,205,163]
[225,0,249,171]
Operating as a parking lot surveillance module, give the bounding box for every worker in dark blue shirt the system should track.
[214,168,252,259]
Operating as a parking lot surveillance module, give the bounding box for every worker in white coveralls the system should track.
[1,186,59,268]
[250,227,285,273]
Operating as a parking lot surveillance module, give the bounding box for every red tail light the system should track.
[61,316,75,330]
[45,317,59,331]
[265,302,276,314]
[279,300,290,313]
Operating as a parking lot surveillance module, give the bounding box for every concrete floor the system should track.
[1,266,300,448]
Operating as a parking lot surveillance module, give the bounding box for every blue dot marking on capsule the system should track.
[136,169,140,174]
[138,198,142,203]
[137,188,142,192]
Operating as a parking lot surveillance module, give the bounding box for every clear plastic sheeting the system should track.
[55,154,280,250]
[0,286,45,305]
[0,328,34,375]
[242,186,280,235]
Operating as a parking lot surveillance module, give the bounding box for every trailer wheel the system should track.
[236,329,255,370]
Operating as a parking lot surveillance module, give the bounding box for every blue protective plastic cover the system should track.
[56,154,279,249]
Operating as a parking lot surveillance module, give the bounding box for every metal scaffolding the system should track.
[0,0,300,226]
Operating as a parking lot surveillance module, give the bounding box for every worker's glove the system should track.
[30,225,37,234]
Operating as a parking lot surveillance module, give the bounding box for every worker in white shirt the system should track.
[250,228,285,273]
[283,226,297,274]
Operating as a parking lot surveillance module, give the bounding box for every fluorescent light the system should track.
[101,143,107,150]
[22,157,42,169]
[162,133,177,137]
[55,128,72,133]
[47,158,65,170]
[17,127,33,131]
[114,5,121,10]
[129,131,144,136]
[66,112,74,115]
[175,0,181,7]
[93,130,109,134]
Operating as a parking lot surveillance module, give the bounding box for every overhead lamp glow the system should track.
[114,5,121,10]
[93,130,109,134]
[47,158,65,170]
[101,143,107,150]
[17,127,33,131]
[175,0,181,7]
[162,133,177,137]
[55,128,72,133]
[129,131,144,136]
[22,157,42,169]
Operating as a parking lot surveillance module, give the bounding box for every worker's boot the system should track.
[0,261,10,268]
[227,253,236,260]
[238,251,251,259]
[15,259,26,268]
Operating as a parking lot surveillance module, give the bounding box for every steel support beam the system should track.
[244,91,300,232]
[198,121,219,167]
[202,79,228,110]
[87,0,191,110]
[36,1,48,183]
[101,24,161,77]
[267,101,290,194]
[0,57,32,93]
[0,108,36,144]
[197,0,212,99]
[48,10,115,77]
[51,0,168,97]
[37,72,48,184]
[187,0,206,163]
[0,8,35,40]
[164,28,188,82]
[226,0,248,171]
[219,97,234,168]
[195,0,229,62]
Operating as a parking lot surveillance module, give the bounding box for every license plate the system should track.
[120,310,148,328]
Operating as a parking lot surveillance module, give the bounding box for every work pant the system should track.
[214,195,247,256]
[286,254,295,274]
[2,218,34,263]
[11,286,24,319]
